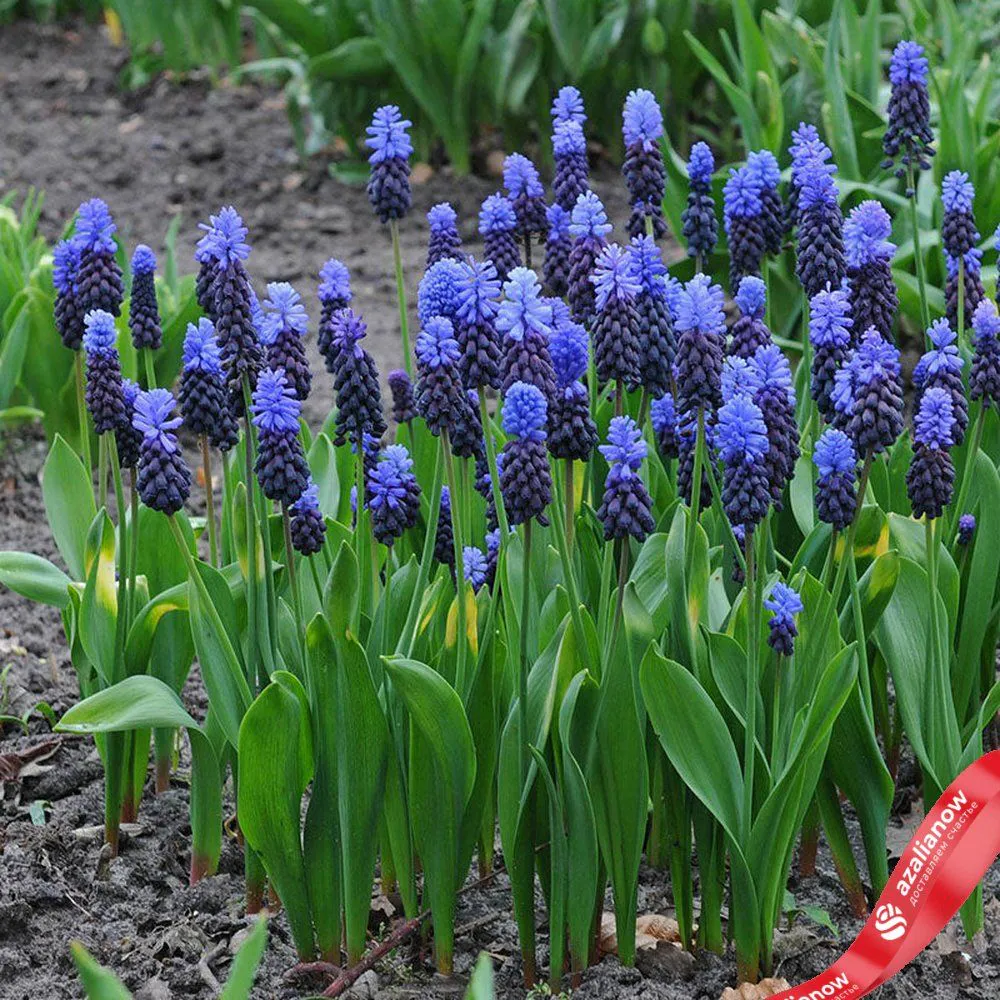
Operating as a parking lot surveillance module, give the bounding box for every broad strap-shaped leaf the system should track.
[80,511,118,686]
[0,551,72,608]
[70,942,133,999]
[385,657,475,972]
[57,675,221,881]
[219,916,268,999]
[238,672,315,960]
[42,434,96,582]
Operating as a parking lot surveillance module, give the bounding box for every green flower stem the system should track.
[478,389,509,539]
[240,379,262,690]
[926,518,942,720]
[281,505,304,643]
[548,458,593,676]
[201,436,218,568]
[907,164,931,336]
[307,553,324,606]
[771,653,783,765]
[948,405,986,547]
[441,429,469,697]
[74,350,93,494]
[819,529,837,591]
[703,453,747,575]
[97,433,108,510]
[684,409,706,572]
[605,537,630,666]
[743,533,758,840]
[564,459,575,551]
[398,447,443,658]
[518,518,532,782]
[390,220,412,377]
[127,469,139,635]
[143,347,157,390]
[958,257,966,352]
[847,551,875,727]
[355,438,374,629]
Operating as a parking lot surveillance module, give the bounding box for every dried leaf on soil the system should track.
[0,736,61,783]
[720,978,791,999]
[599,912,682,954]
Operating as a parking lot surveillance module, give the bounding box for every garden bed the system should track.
[1,16,999,1000]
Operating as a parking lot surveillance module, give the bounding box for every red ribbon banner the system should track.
[773,750,1000,1000]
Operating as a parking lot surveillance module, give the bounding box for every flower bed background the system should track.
[1,8,1000,1000]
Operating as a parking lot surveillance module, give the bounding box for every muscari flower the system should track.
[83,310,126,435]
[178,318,239,452]
[628,235,675,395]
[388,368,418,424]
[450,388,485,462]
[568,190,612,326]
[415,317,466,437]
[717,393,771,532]
[945,247,986,332]
[330,309,386,447]
[464,546,488,592]
[681,142,718,262]
[598,416,655,541]
[116,378,143,469]
[833,328,903,456]
[194,206,248,321]
[418,257,465,327]
[814,427,857,531]
[426,202,462,266]
[795,153,846,297]
[504,153,548,240]
[592,243,642,389]
[970,299,1000,408]
[500,382,552,527]
[788,123,833,230]
[747,150,784,256]
[906,386,955,520]
[53,238,84,350]
[958,513,976,546]
[543,203,572,297]
[454,256,502,390]
[74,198,124,319]
[621,89,667,239]
[484,527,501,588]
[724,165,766,292]
[134,388,191,515]
[882,41,935,189]
[200,206,263,413]
[764,583,803,656]
[366,105,413,223]
[435,485,455,570]
[317,258,352,373]
[942,171,978,258]
[261,282,311,402]
[497,267,556,401]
[722,356,757,403]
[128,245,162,352]
[809,284,853,422]
[252,368,310,506]
[650,393,678,461]
[552,85,586,126]
[479,193,521,284]
[552,120,589,213]
[728,275,772,359]
[845,200,897,341]
[751,344,800,508]
[367,444,421,546]
[547,311,597,461]
[913,318,967,445]
[289,479,327,556]
[673,273,726,414]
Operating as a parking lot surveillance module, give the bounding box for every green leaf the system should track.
[336,629,389,963]
[219,916,268,999]
[385,656,476,972]
[80,512,118,686]
[238,672,315,960]
[308,38,389,81]
[57,675,222,880]
[70,942,132,999]
[0,551,72,607]
[42,434,96,582]
[464,952,494,1000]
[0,297,31,410]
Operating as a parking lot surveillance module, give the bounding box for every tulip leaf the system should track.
[0,551,72,608]
[42,434,96,582]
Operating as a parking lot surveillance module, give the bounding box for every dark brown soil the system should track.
[1,16,998,1000]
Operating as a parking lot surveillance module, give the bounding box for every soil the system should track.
[0,16,998,1000]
